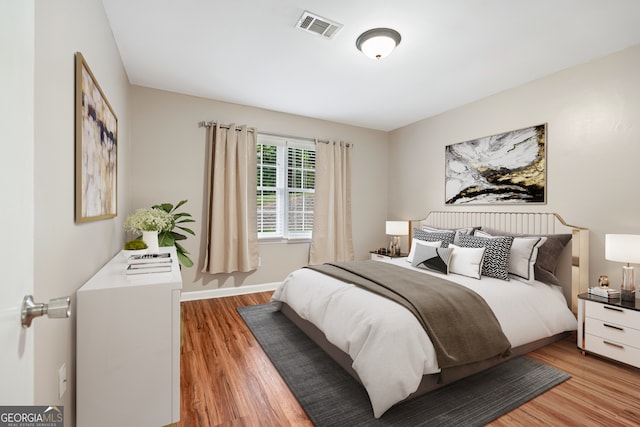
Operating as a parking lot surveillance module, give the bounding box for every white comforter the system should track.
[271,257,577,418]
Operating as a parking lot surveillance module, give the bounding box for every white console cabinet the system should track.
[77,247,182,427]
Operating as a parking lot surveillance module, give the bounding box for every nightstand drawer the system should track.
[585,316,640,348]
[585,333,640,368]
[585,300,640,327]
[370,253,391,261]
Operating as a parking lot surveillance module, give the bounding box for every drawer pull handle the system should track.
[603,340,624,349]
[603,323,624,331]
[603,306,624,313]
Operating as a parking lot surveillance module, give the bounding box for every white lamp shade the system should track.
[386,221,408,236]
[605,234,640,264]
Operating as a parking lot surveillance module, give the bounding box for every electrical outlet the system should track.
[258,256,262,266]
[58,363,67,399]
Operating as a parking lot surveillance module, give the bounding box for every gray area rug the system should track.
[237,303,570,427]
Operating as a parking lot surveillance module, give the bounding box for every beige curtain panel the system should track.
[202,123,259,274]
[309,140,354,265]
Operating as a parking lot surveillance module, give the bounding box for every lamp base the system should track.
[621,265,636,302]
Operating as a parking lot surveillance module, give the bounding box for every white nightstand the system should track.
[577,293,640,368]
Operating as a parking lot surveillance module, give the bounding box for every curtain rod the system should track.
[198,121,352,147]
[198,121,256,133]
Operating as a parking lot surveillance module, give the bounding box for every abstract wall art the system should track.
[445,124,546,205]
[75,52,118,222]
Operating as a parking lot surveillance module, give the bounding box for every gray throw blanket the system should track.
[306,260,511,382]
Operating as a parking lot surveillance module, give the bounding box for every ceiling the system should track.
[101,0,640,132]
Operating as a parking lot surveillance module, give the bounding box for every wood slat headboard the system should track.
[411,211,589,314]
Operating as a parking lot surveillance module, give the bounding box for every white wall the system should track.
[33,0,130,423]
[388,44,640,286]
[130,86,389,293]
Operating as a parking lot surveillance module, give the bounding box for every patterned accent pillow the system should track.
[411,244,453,274]
[413,228,456,247]
[481,227,572,286]
[475,230,547,284]
[422,225,482,244]
[456,234,514,280]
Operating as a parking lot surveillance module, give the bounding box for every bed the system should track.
[271,211,589,418]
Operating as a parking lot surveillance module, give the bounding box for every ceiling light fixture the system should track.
[356,28,401,60]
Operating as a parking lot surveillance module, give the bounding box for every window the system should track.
[257,134,315,240]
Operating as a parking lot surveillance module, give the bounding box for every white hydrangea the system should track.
[123,208,173,233]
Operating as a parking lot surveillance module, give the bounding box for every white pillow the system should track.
[449,244,486,279]
[475,230,547,284]
[407,238,442,263]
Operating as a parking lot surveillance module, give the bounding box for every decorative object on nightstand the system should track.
[587,286,620,299]
[598,275,610,287]
[605,234,640,301]
[369,250,408,261]
[386,220,409,256]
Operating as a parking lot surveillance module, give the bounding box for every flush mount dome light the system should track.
[356,28,401,60]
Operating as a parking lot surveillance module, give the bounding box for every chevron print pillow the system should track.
[411,244,454,274]
[456,234,514,280]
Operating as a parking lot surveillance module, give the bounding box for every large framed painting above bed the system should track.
[445,124,546,205]
[271,211,589,419]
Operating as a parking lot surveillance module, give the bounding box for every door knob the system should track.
[21,295,71,328]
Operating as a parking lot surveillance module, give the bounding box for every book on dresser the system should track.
[588,286,621,299]
[126,264,172,275]
[126,252,173,275]
[127,252,172,265]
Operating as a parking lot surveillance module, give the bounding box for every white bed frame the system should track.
[413,211,589,313]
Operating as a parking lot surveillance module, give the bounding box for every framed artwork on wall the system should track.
[445,123,546,205]
[75,52,118,222]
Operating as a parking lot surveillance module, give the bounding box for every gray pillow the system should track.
[411,244,453,274]
[456,234,514,280]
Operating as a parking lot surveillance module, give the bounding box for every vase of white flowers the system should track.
[123,208,174,254]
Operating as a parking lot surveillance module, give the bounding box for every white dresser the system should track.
[76,247,182,427]
[577,293,640,368]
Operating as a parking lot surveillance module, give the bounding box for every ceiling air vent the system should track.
[296,11,343,40]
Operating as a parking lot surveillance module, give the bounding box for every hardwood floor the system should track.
[178,292,640,427]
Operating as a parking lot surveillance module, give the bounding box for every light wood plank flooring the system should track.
[178,292,640,427]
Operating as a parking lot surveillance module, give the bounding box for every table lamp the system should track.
[386,221,409,256]
[605,234,640,301]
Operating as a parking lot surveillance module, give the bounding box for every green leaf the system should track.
[176,226,195,236]
[175,241,189,254]
[158,232,175,247]
[177,251,194,268]
[174,200,188,211]
[173,212,192,219]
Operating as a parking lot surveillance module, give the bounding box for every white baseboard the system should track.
[180,282,280,302]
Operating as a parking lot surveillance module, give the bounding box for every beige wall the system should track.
[33,0,131,423]
[389,44,640,286]
[130,86,389,293]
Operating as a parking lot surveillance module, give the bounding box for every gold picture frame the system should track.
[75,52,118,222]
